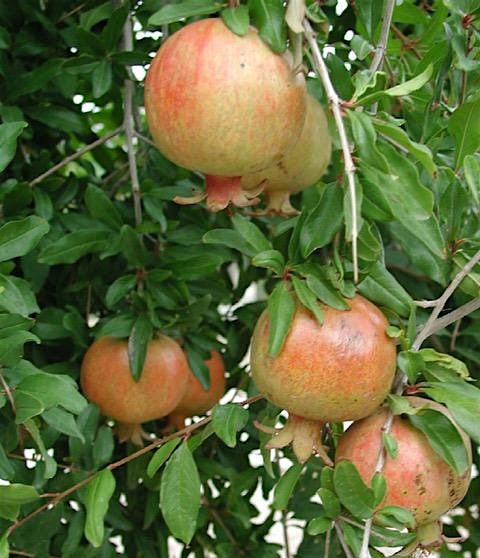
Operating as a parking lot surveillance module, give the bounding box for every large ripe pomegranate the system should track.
[168,351,226,429]
[335,397,472,552]
[242,95,331,215]
[80,336,189,443]
[250,294,396,462]
[145,18,306,211]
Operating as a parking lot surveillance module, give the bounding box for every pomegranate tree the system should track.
[80,336,189,444]
[168,350,226,429]
[242,94,331,214]
[250,294,396,462]
[335,397,472,553]
[144,18,306,211]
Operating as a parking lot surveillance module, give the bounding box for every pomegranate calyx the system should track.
[205,175,262,212]
[116,422,150,446]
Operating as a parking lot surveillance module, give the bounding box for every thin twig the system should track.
[450,318,462,351]
[412,249,480,351]
[370,0,396,73]
[122,13,142,227]
[334,522,354,558]
[6,395,263,537]
[303,19,358,283]
[414,298,439,308]
[0,368,16,415]
[391,25,422,60]
[428,298,480,335]
[134,131,157,149]
[276,451,291,558]
[324,527,331,558]
[30,126,123,186]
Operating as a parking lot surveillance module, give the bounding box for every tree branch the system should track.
[6,394,263,538]
[334,522,354,558]
[303,19,359,283]
[370,0,396,73]
[30,126,123,186]
[122,13,142,227]
[0,369,16,415]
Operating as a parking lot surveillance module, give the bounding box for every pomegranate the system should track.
[335,397,472,553]
[242,95,331,215]
[168,351,226,429]
[80,336,189,444]
[144,18,306,211]
[250,294,396,462]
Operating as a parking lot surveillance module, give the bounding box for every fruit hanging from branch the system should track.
[80,335,189,444]
[335,397,472,554]
[242,94,331,215]
[250,294,396,463]
[144,18,307,211]
[168,350,226,429]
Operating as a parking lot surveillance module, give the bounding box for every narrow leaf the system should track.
[127,315,153,381]
[292,276,324,324]
[84,469,116,547]
[267,281,295,357]
[147,439,182,478]
[221,5,249,36]
[273,462,303,510]
[148,0,221,26]
[0,216,49,262]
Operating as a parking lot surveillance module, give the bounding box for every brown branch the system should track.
[334,522,354,558]
[391,25,422,60]
[303,19,359,283]
[5,395,263,538]
[30,126,123,186]
[0,369,16,415]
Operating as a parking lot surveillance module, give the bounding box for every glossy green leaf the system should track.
[92,60,112,98]
[38,230,111,264]
[0,121,27,172]
[160,443,201,544]
[252,249,285,275]
[267,281,295,357]
[221,5,249,36]
[375,505,416,530]
[148,0,221,26]
[382,432,398,459]
[386,64,433,96]
[92,425,115,468]
[84,184,122,230]
[105,275,136,309]
[371,473,387,507]
[85,469,116,547]
[128,315,153,381]
[448,98,480,168]
[147,439,182,478]
[397,351,425,384]
[249,0,287,53]
[357,0,383,38]
[305,274,349,311]
[408,409,470,474]
[0,275,39,316]
[273,462,303,510]
[231,213,271,253]
[203,229,257,257]
[0,483,39,505]
[42,407,85,441]
[318,487,341,519]
[212,403,249,448]
[0,216,49,262]
[334,460,375,519]
[291,276,324,324]
[0,331,40,367]
[307,515,332,536]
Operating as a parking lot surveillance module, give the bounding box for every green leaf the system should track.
[357,261,413,317]
[421,381,480,444]
[300,184,343,257]
[420,348,469,380]
[38,230,111,264]
[0,274,39,316]
[375,505,416,530]
[212,403,249,448]
[351,34,373,60]
[333,460,375,520]
[448,98,480,169]
[0,443,14,480]
[221,5,249,36]
[291,276,324,325]
[0,216,50,262]
[318,487,341,519]
[307,515,332,536]
[267,281,295,357]
[252,249,285,275]
[0,331,40,367]
[408,409,470,474]
[92,60,112,98]
[464,154,480,208]
[0,483,40,505]
[371,473,387,507]
[249,0,287,53]
[128,315,153,381]
[92,425,115,468]
[105,275,136,309]
[147,439,182,478]
[273,462,303,510]
[160,443,201,544]
[231,213,271,253]
[185,344,210,390]
[85,469,116,547]
[387,394,418,416]
[0,121,27,172]
[356,0,383,38]
[305,274,349,311]
[203,229,257,257]
[382,432,398,459]
[0,534,8,558]
[42,407,85,441]
[85,184,122,230]
[321,467,335,492]
[386,64,433,97]
[397,351,425,384]
[148,0,222,26]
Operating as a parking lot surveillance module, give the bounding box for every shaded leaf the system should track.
[85,469,116,547]
[212,404,249,448]
[267,281,295,357]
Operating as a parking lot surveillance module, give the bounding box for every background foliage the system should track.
[0,0,480,556]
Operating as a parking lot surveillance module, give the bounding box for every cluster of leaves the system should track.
[0,0,480,557]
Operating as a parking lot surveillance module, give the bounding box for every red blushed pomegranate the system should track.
[145,18,306,211]
[335,397,472,553]
[242,95,331,215]
[250,294,396,463]
[80,336,189,443]
[168,351,226,429]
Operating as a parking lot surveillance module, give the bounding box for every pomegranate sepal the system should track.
[116,422,150,446]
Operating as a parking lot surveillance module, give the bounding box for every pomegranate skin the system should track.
[250,294,396,422]
[145,18,306,177]
[242,95,331,212]
[335,397,472,525]
[80,336,189,424]
[172,351,226,417]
